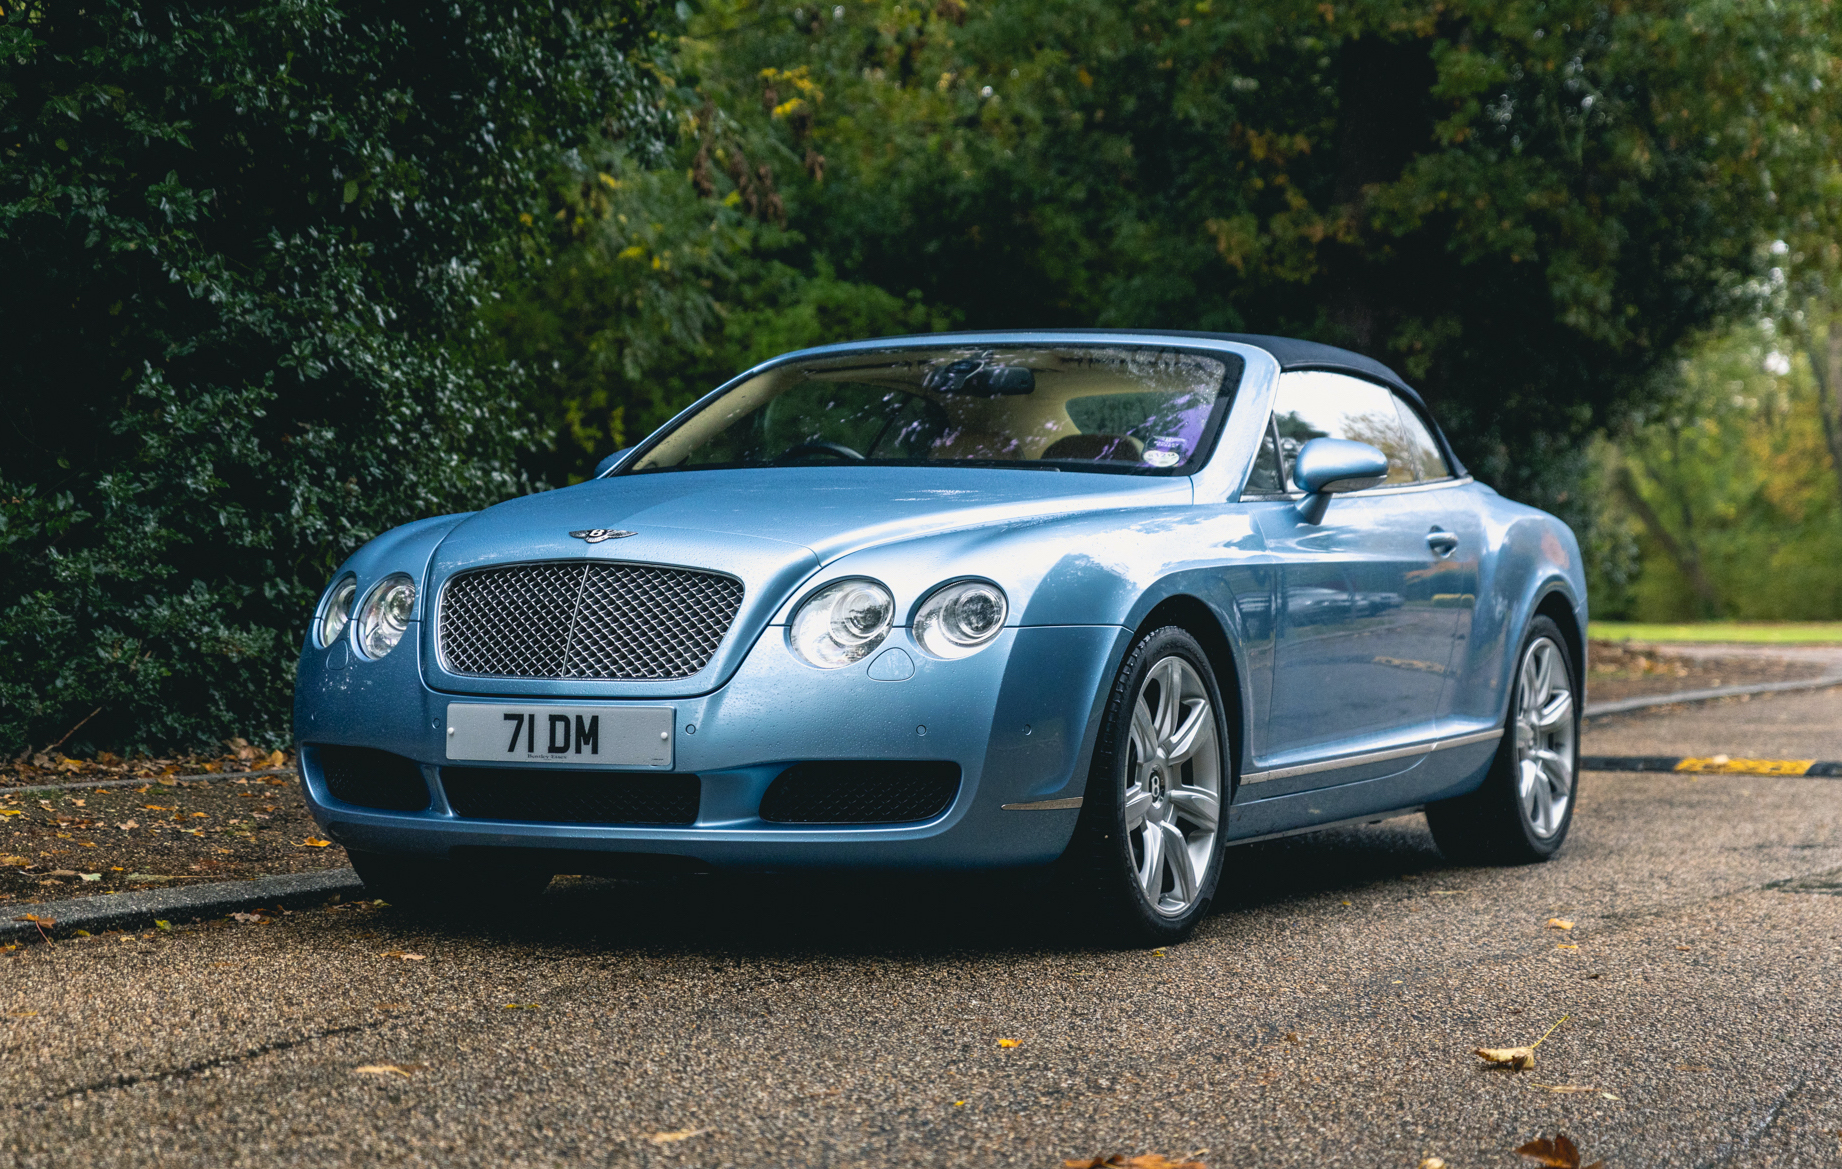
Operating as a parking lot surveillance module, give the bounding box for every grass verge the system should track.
[1589,621,1842,644]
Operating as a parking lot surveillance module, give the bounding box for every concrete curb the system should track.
[2,868,363,943]
[1,767,297,797]
[1584,673,1842,718]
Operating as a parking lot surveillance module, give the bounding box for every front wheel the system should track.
[1426,614,1580,864]
[1063,626,1231,946]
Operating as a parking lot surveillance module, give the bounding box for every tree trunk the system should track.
[1324,37,1437,355]
[1612,461,1724,616]
[1803,317,1842,513]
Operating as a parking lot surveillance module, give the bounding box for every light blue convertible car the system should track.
[295,332,1585,942]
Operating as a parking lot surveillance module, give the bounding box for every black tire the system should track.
[1062,626,1232,946]
[348,849,553,914]
[1426,614,1580,865]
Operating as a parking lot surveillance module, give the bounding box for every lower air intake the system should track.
[441,769,700,825]
[314,745,431,812]
[759,761,961,824]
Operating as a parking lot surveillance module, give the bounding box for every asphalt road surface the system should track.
[6,690,1841,1168]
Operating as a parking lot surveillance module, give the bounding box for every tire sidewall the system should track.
[1084,626,1233,940]
[1498,615,1580,858]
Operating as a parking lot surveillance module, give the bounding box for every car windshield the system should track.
[624,345,1242,475]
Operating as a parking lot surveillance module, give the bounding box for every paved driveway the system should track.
[5,690,1841,1168]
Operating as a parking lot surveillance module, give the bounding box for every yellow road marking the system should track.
[1673,756,1815,776]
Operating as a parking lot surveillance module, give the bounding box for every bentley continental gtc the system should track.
[295,332,1586,943]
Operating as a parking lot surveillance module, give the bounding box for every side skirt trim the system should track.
[1001,796,1085,811]
[1240,727,1503,786]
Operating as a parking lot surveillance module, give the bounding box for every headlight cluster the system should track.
[356,573,418,659]
[316,573,417,660]
[317,577,357,648]
[789,577,1007,669]
[789,579,896,668]
[913,580,1008,659]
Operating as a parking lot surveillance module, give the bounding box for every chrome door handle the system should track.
[1426,529,1458,557]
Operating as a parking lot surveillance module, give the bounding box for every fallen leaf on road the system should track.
[299,837,332,848]
[383,951,425,961]
[1556,944,1580,950]
[0,856,28,867]
[229,912,270,924]
[644,1128,706,1145]
[116,820,138,831]
[154,920,171,931]
[997,1038,1021,1048]
[260,750,287,769]
[1478,1046,1537,1071]
[503,1003,540,1009]
[1545,918,1575,930]
[1535,1084,1600,1094]
[1514,1133,1604,1169]
[12,914,55,925]
[1063,1155,1207,1169]
[1420,1159,1447,1169]
[0,810,22,817]
[1476,1015,1568,1072]
[355,1065,414,1078]
[79,873,100,882]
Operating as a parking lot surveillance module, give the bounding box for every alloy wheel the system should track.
[1513,636,1576,839]
[1123,656,1223,917]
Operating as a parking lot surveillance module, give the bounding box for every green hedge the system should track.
[0,0,666,757]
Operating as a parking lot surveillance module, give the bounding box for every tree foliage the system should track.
[0,0,666,756]
[672,0,1838,508]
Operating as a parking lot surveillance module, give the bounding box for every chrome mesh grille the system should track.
[439,562,744,680]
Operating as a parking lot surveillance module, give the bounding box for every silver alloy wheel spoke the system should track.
[1122,653,1224,917]
[1513,636,1575,839]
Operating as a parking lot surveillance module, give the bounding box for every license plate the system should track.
[444,704,673,767]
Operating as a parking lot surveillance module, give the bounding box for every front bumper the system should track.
[293,622,1127,870]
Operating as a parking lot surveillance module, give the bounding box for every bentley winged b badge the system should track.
[569,528,637,543]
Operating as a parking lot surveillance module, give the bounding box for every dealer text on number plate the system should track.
[445,703,673,767]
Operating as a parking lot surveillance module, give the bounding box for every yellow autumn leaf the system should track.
[997,1038,1021,1048]
[355,1065,413,1078]
[1545,918,1575,930]
[644,1128,705,1145]
[299,837,332,848]
[1476,1015,1568,1072]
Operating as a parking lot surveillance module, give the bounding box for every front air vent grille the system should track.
[441,768,701,825]
[313,745,431,812]
[438,561,744,680]
[759,761,962,824]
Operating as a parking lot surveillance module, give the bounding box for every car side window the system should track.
[1392,395,1451,481]
[1242,422,1286,494]
[1271,371,1416,489]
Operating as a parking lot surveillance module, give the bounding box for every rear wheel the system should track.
[1064,626,1230,946]
[348,849,553,914]
[1426,615,1579,864]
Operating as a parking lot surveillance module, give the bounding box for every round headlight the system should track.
[355,573,417,660]
[317,576,357,649]
[914,580,1008,659]
[789,578,894,668]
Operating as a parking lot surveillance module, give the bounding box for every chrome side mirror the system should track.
[1293,438,1388,523]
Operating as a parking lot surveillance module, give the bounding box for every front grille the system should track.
[442,768,700,825]
[314,745,431,812]
[759,762,961,824]
[438,561,744,680]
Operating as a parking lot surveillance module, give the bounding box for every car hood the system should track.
[422,468,1190,699]
[485,466,1192,560]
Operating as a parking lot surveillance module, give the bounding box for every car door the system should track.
[1246,371,1466,795]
